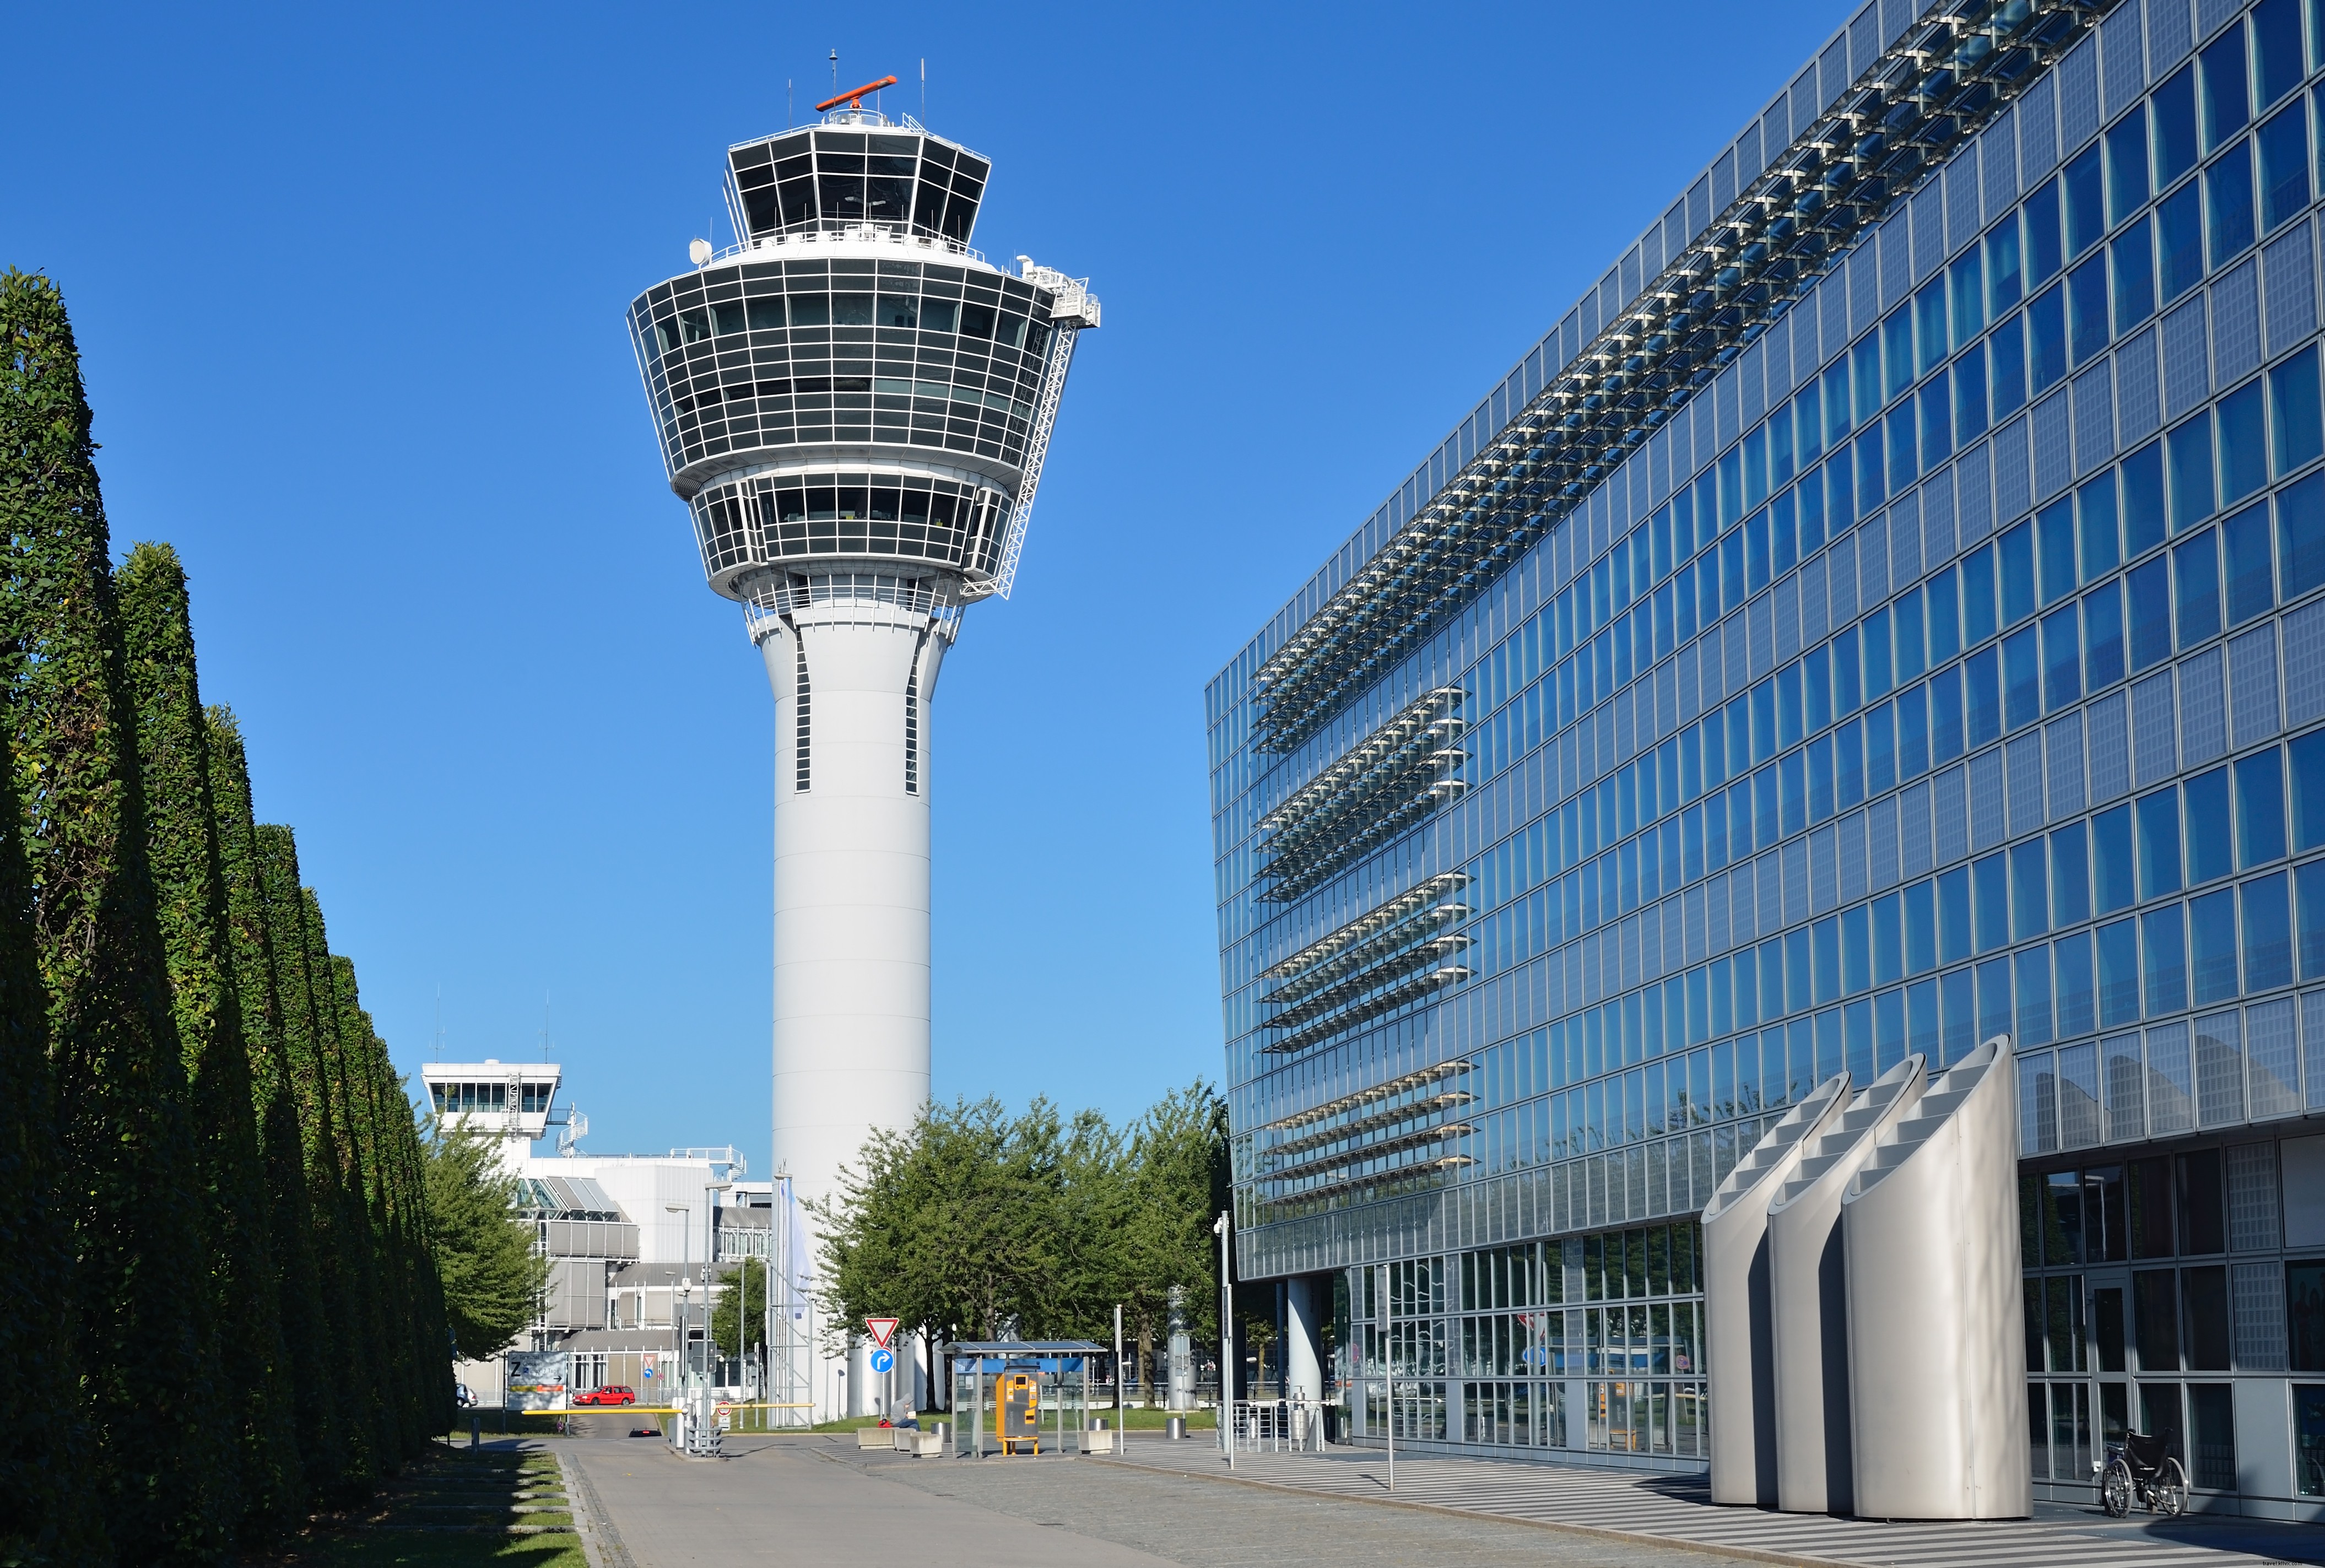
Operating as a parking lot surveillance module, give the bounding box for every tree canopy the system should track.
[810,1084,1229,1353]
[421,1121,548,1362]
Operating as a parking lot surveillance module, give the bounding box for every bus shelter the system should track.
[948,1341,1105,1458]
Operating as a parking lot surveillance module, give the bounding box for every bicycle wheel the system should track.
[2156,1458,2188,1517]
[2101,1460,2133,1517]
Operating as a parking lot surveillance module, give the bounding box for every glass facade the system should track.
[1210,0,2325,1507]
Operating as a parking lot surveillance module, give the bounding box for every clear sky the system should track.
[9,1,1844,1169]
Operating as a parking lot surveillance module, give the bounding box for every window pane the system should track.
[2109,105,2153,223]
[2218,377,2269,504]
[2080,471,2121,581]
[2095,804,2137,913]
[2030,285,2069,395]
[1920,374,1953,467]
[2206,141,2258,266]
[2175,528,2224,646]
[1988,211,2025,313]
[1956,339,1991,441]
[2139,787,2185,898]
[2270,344,2324,476]
[2280,470,2325,596]
[2129,555,2175,670]
[2042,603,2081,710]
[2005,625,2041,729]
[2258,100,2313,229]
[2158,181,2207,301]
[2066,144,2107,257]
[2027,177,2066,286]
[2236,747,2288,867]
[2255,0,2306,107]
[2043,826,2089,931]
[2069,253,2112,364]
[1886,405,1916,493]
[1975,853,2011,953]
[1913,283,1945,380]
[1940,866,1973,963]
[2155,64,2201,186]
[2099,917,2142,1024]
[2124,439,2169,556]
[2298,859,2325,977]
[2112,218,2157,332]
[2291,727,2325,851]
[2202,25,2253,150]
[1965,544,1999,644]
[2189,888,2241,1003]
[2243,872,2294,991]
[2168,411,2216,529]
[2013,839,2051,940]
[2084,578,2126,688]
[2143,904,2189,1015]
[2002,521,2038,625]
[2222,499,2275,623]
[2185,767,2234,884]
[1949,250,1986,348]
[1992,311,2030,418]
[2038,499,2079,604]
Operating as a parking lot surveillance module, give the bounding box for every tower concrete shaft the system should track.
[755,585,948,1212]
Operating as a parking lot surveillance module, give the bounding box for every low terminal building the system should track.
[429,1062,808,1412]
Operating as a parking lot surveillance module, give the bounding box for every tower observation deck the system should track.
[625,96,1096,1417]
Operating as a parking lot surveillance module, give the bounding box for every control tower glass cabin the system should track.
[623,105,1096,1229]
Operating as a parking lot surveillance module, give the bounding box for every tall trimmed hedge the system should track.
[0,271,451,1561]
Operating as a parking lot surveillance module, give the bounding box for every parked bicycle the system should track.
[2094,1431,2188,1518]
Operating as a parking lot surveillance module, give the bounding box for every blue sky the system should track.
[9,1,1842,1167]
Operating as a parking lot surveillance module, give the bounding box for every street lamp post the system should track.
[702,1177,733,1388]
[1214,1210,1232,1469]
[664,1203,690,1443]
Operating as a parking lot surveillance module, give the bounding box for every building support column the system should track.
[1285,1276,1324,1403]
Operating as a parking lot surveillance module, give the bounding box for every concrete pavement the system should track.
[562,1432,1728,1567]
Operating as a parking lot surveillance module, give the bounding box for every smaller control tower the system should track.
[421,1061,562,1175]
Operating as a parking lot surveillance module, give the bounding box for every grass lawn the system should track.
[252,1450,582,1568]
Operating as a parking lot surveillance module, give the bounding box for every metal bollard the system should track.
[1166,1416,1186,1440]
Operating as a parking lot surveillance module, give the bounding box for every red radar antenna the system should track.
[816,74,898,113]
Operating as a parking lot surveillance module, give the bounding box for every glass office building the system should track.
[1209,0,2325,1517]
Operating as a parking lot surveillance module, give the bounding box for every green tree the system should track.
[814,1096,1060,1348]
[813,1084,1230,1386]
[0,268,233,1562]
[116,543,300,1540]
[204,710,346,1505]
[1117,1083,1229,1384]
[421,1118,547,1360]
[307,909,399,1475]
[0,490,95,1559]
[255,823,376,1495]
[711,1257,769,1356]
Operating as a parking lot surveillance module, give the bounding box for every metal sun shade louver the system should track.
[1250,0,2111,758]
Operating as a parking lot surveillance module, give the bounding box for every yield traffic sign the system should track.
[865,1316,899,1350]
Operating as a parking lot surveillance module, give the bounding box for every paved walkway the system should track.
[562,1432,1728,1567]
[1101,1439,2325,1568]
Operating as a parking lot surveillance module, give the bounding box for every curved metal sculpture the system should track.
[1766,1055,1927,1515]
[1842,1035,2030,1520]
[1701,1073,1850,1507]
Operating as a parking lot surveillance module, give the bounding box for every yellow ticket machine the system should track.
[998,1371,1040,1455]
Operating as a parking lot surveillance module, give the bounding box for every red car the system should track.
[574,1386,636,1407]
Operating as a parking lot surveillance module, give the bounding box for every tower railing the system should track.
[698,224,986,271]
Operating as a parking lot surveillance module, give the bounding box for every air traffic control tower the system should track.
[624,79,1097,1362]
